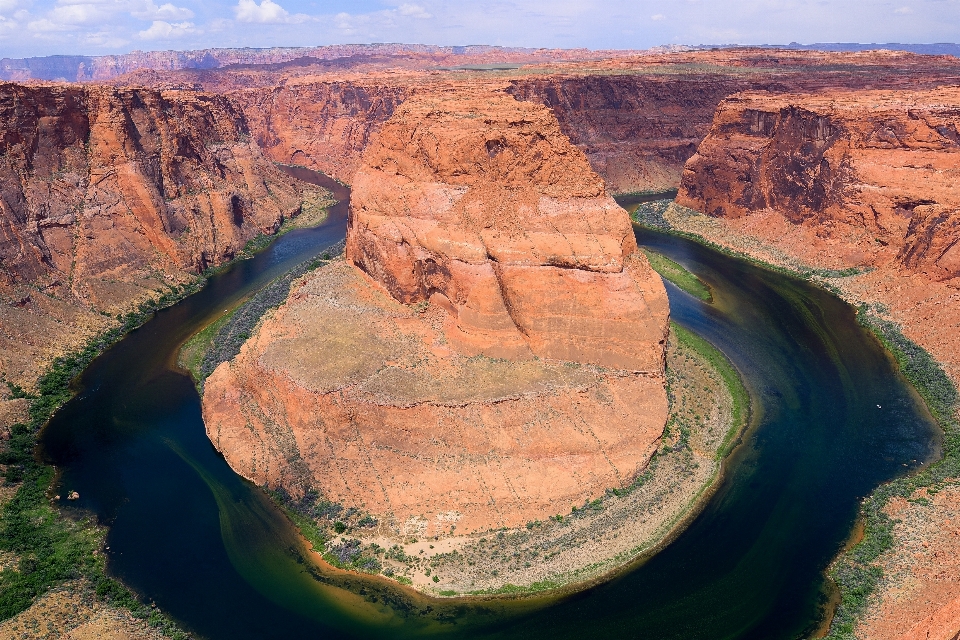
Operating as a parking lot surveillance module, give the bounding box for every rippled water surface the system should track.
[40,181,939,639]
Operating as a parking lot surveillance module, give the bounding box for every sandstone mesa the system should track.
[201,86,671,537]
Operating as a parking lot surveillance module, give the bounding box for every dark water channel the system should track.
[39,176,939,639]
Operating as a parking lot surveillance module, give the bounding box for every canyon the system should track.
[673,87,960,640]
[0,43,958,635]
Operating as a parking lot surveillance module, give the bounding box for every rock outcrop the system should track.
[202,87,670,536]
[677,88,960,280]
[347,86,669,370]
[0,82,301,386]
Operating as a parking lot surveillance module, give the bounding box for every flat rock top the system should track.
[257,261,601,405]
[723,87,960,119]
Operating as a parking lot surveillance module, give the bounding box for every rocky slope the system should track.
[202,86,670,539]
[0,82,301,388]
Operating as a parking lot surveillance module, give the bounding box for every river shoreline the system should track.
[227,313,750,599]
[3,185,939,638]
[633,200,960,640]
[0,167,337,638]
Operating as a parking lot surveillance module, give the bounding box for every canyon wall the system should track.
[230,79,410,182]
[202,87,670,536]
[508,75,751,194]
[0,82,301,387]
[1,44,623,83]
[677,88,960,280]
[113,49,960,195]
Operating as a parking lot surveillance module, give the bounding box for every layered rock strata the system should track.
[346,86,669,370]
[232,79,410,182]
[0,82,301,386]
[677,88,960,280]
[203,87,670,536]
[125,49,960,195]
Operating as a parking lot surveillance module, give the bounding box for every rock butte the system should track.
[201,87,670,536]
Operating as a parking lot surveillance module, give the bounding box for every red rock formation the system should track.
[672,85,960,640]
[203,262,669,536]
[231,79,410,182]
[507,75,750,194]
[509,51,960,196]
[347,85,669,370]
[677,88,960,280]
[0,82,301,386]
[202,86,670,536]
[106,48,960,195]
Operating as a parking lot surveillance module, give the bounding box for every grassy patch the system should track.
[670,322,749,457]
[178,307,241,383]
[823,310,960,639]
[180,243,342,390]
[641,249,712,302]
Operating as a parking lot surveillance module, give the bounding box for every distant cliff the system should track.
[0,44,618,83]
[0,82,301,386]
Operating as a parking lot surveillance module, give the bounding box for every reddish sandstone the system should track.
[347,86,669,371]
[0,82,301,387]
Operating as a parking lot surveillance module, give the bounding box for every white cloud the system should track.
[131,0,194,20]
[28,16,74,30]
[234,0,305,24]
[138,18,197,38]
[397,3,431,19]
[79,28,128,46]
[47,3,108,25]
[894,5,913,13]
[651,13,665,20]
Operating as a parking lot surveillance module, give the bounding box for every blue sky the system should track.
[1,0,958,58]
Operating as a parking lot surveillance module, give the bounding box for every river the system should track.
[39,171,939,639]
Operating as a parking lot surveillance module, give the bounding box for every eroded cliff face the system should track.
[677,88,960,280]
[202,86,670,537]
[507,75,751,194]
[347,86,669,370]
[231,79,410,182]
[0,82,301,386]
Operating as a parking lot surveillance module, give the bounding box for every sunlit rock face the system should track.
[678,88,960,281]
[0,82,300,386]
[347,85,670,371]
